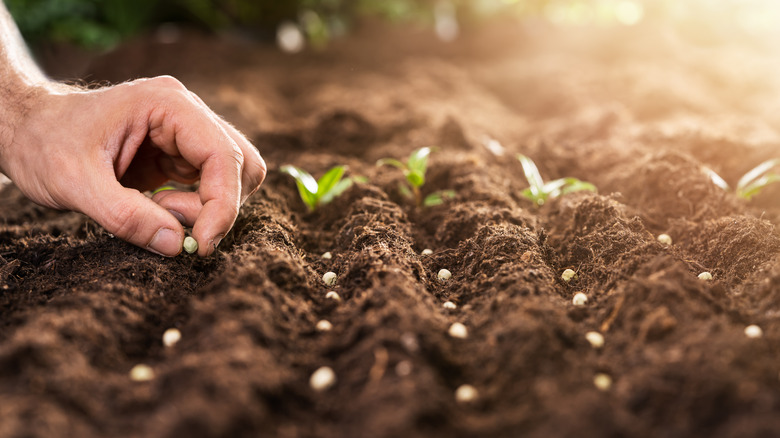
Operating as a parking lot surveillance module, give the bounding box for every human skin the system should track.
[0,3,266,257]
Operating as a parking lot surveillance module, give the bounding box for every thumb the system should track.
[83,180,184,256]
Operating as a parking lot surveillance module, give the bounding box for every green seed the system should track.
[183,236,198,254]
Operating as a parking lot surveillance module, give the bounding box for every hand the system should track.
[0,76,266,256]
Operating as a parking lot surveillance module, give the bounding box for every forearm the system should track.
[0,1,52,172]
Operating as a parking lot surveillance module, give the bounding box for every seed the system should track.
[309,366,337,392]
[561,269,577,283]
[400,332,419,352]
[129,364,155,382]
[321,252,332,259]
[455,384,478,403]
[572,292,588,306]
[443,301,457,310]
[698,271,713,281]
[745,324,763,339]
[395,360,413,377]
[325,291,341,302]
[421,249,433,255]
[448,322,468,339]
[657,234,673,245]
[322,271,338,286]
[316,320,333,332]
[438,269,452,281]
[593,373,612,391]
[183,236,198,254]
[162,328,181,348]
[585,331,604,349]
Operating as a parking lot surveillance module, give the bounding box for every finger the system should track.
[83,176,184,256]
[186,91,266,201]
[145,93,243,256]
[152,189,202,227]
[157,155,200,183]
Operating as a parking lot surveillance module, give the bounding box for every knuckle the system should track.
[105,202,144,242]
[150,75,187,91]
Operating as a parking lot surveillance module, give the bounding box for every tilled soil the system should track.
[2,22,780,438]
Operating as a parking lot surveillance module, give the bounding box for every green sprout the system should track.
[280,165,357,212]
[377,147,455,207]
[705,159,780,200]
[517,154,596,206]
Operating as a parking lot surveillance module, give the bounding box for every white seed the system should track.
[309,366,337,392]
[572,292,588,306]
[183,236,198,254]
[129,364,155,382]
[585,331,605,349]
[325,291,341,302]
[162,328,182,348]
[316,320,333,332]
[400,332,419,352]
[443,301,457,310]
[438,269,452,281]
[321,252,332,259]
[657,234,673,245]
[745,324,763,339]
[455,384,479,403]
[448,322,468,339]
[395,360,413,377]
[698,271,713,281]
[594,373,612,391]
[561,269,577,283]
[421,248,433,255]
[322,271,338,286]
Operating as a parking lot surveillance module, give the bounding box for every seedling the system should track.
[705,159,780,200]
[280,165,357,212]
[517,154,596,206]
[377,147,455,207]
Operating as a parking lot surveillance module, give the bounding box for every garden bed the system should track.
[3,22,780,437]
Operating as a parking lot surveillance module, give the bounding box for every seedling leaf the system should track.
[376,158,406,171]
[517,155,596,206]
[407,170,425,188]
[320,178,353,205]
[423,190,456,207]
[736,159,780,199]
[703,166,730,191]
[407,147,431,176]
[316,166,345,198]
[518,154,544,198]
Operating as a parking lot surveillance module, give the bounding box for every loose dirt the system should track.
[3,21,780,438]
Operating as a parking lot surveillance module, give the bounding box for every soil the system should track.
[3,20,780,438]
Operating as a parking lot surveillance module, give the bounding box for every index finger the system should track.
[146,92,243,256]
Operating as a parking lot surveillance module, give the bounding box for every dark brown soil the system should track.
[3,21,780,438]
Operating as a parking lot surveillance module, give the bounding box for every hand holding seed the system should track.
[0,76,266,257]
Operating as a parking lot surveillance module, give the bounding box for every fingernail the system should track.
[207,234,224,256]
[147,228,182,256]
[167,209,186,224]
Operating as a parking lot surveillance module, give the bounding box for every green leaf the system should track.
[398,182,413,199]
[320,178,354,205]
[521,187,545,206]
[407,147,431,176]
[738,173,780,200]
[280,165,319,211]
[517,154,545,198]
[736,159,780,194]
[559,178,597,195]
[423,189,456,207]
[406,170,425,188]
[376,158,408,171]
[316,166,345,198]
[703,166,730,191]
